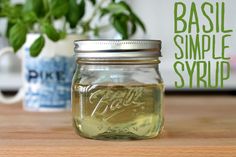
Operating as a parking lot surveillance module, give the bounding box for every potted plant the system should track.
[0,0,146,111]
[0,0,145,55]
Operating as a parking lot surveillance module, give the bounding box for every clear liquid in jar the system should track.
[72,83,164,140]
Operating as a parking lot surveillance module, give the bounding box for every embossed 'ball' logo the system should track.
[89,87,144,120]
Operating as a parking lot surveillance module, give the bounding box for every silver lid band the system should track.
[74,40,162,59]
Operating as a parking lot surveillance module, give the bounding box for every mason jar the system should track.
[72,40,164,140]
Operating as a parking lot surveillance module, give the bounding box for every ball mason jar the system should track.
[72,40,164,140]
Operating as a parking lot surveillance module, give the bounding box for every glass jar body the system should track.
[72,63,164,140]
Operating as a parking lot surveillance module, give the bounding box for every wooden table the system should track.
[0,96,235,157]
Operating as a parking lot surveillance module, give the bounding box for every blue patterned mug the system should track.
[0,34,83,111]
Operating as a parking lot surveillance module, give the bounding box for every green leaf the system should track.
[78,0,85,18]
[81,22,90,33]
[118,1,132,12]
[0,10,2,17]
[50,0,69,18]
[131,13,146,32]
[23,12,37,23]
[59,31,66,39]
[42,23,60,42]
[130,20,137,35]
[99,8,109,19]
[66,0,85,28]
[30,35,45,57]
[118,1,146,32]
[9,21,27,52]
[112,15,128,39]
[7,4,23,20]
[66,0,79,28]
[89,0,96,5]
[106,3,128,14]
[0,1,5,15]
[6,21,14,37]
[23,0,45,17]
[0,0,11,17]
[93,27,99,37]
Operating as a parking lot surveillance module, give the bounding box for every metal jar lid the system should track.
[74,40,162,59]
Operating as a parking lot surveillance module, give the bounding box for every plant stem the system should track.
[93,24,111,32]
[87,0,107,24]
[43,12,51,21]
[82,0,108,34]
[63,17,67,32]
[43,0,49,12]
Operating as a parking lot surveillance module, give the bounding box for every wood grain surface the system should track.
[0,95,235,157]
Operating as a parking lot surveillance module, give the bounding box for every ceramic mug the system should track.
[0,46,24,104]
[0,34,80,111]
